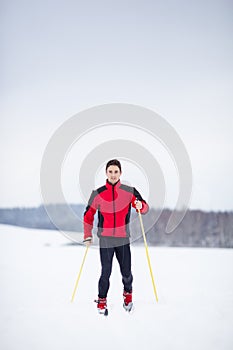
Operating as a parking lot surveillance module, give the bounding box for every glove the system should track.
[83,237,92,247]
[134,199,142,211]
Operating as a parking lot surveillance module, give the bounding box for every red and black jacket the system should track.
[83,180,149,239]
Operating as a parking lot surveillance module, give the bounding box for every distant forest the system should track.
[0,205,232,248]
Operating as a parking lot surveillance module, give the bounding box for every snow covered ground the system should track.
[0,224,233,350]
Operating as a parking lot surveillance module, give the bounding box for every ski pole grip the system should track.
[135,197,142,213]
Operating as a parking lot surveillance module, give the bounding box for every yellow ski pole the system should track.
[71,245,89,303]
[138,209,159,302]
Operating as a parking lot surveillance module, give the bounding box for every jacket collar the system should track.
[106,179,121,189]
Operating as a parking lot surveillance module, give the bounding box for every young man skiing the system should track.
[83,159,149,315]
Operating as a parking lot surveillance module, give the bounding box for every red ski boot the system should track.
[95,297,108,316]
[123,290,133,312]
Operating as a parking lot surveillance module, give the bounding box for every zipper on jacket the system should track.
[112,185,116,235]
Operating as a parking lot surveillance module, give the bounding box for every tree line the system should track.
[0,205,232,248]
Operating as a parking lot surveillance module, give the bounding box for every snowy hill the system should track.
[0,224,233,350]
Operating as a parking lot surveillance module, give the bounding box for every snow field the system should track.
[0,225,233,350]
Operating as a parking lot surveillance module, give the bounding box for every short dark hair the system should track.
[106,159,122,172]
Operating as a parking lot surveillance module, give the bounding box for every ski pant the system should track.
[98,237,133,298]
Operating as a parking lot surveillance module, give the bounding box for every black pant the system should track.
[98,237,133,298]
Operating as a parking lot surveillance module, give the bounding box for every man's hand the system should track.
[135,199,142,211]
[83,237,92,247]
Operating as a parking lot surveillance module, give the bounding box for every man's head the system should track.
[106,159,122,184]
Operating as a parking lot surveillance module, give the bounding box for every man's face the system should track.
[106,165,121,184]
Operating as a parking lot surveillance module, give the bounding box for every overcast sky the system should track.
[1,0,233,210]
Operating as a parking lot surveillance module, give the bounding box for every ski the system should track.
[123,302,134,313]
[98,308,108,316]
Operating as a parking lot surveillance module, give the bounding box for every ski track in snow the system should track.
[0,224,233,350]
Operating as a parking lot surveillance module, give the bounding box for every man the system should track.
[83,159,149,314]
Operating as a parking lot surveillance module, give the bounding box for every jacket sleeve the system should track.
[83,190,98,239]
[131,187,149,214]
